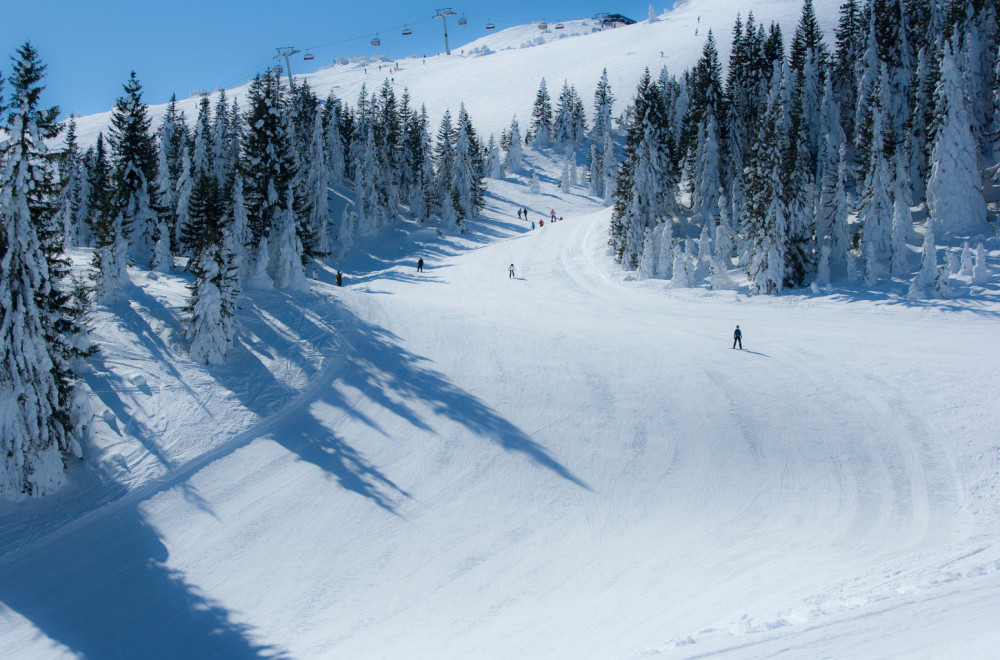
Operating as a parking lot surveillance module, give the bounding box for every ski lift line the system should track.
[300,14,438,54]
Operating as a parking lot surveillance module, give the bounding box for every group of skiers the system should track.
[517,207,564,230]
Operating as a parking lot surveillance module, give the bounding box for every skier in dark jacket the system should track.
[733,325,742,349]
[417,257,424,272]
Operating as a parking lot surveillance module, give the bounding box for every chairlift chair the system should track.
[554,22,564,29]
[485,20,495,29]
[457,14,467,25]
[402,26,412,35]
[538,20,548,29]
[303,52,314,61]
[371,35,381,46]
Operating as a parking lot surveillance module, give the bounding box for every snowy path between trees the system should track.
[2,190,1000,658]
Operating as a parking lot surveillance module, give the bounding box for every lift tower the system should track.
[274,47,300,87]
[434,8,457,55]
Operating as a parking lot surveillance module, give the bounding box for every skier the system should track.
[523,207,528,219]
[550,209,556,221]
[336,270,343,287]
[417,257,424,272]
[733,325,742,349]
[539,219,544,228]
[517,208,523,220]
[509,263,516,278]
[312,268,318,280]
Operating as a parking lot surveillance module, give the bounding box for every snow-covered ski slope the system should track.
[70,0,838,149]
[4,0,1000,657]
[2,183,999,658]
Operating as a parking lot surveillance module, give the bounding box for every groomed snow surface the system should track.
[4,1,1000,657]
[1,166,999,658]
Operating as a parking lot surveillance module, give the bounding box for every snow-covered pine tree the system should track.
[685,29,724,165]
[186,246,227,365]
[173,151,194,255]
[108,71,161,268]
[229,173,252,277]
[373,79,403,219]
[323,92,346,186]
[75,144,95,247]
[271,190,310,292]
[1,43,78,495]
[456,104,486,216]
[714,192,736,263]
[592,68,614,147]
[637,228,657,279]
[305,112,331,256]
[433,109,457,224]
[11,45,91,453]
[972,241,990,284]
[657,219,675,280]
[504,116,524,175]
[909,225,939,297]
[211,89,234,186]
[553,80,580,147]
[486,135,503,179]
[857,75,893,271]
[354,121,382,235]
[528,78,553,147]
[529,169,540,194]
[690,112,722,232]
[150,218,173,273]
[408,104,435,222]
[672,239,691,288]
[452,114,477,227]
[743,64,788,295]
[959,241,974,277]
[89,134,128,304]
[245,235,273,290]
[601,129,617,204]
[610,69,675,268]
[832,0,865,139]
[54,118,84,247]
[191,97,213,180]
[240,69,298,248]
[926,40,987,236]
[183,171,230,364]
[155,95,187,251]
[889,155,912,277]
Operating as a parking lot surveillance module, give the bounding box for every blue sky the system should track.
[5,1,672,119]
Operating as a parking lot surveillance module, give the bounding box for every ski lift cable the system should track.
[218,12,550,90]
[301,14,437,54]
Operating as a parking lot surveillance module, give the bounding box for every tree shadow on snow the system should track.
[211,290,412,513]
[0,492,283,659]
[328,307,590,491]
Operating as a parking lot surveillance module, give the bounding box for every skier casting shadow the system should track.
[509,263,516,278]
[733,325,742,349]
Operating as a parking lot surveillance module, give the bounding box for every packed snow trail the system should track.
[1,209,999,659]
